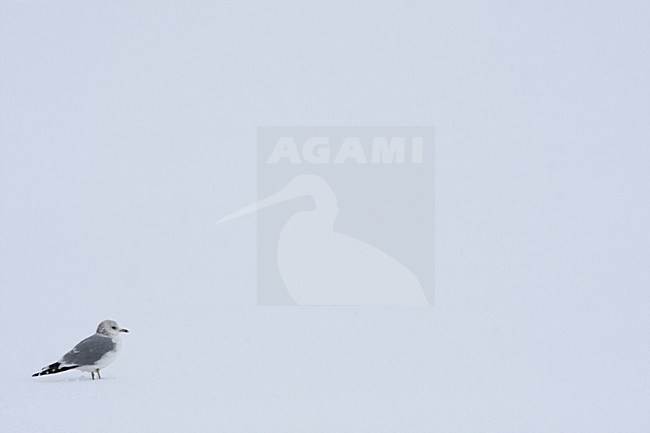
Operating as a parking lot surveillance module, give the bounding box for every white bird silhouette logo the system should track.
[218,174,429,306]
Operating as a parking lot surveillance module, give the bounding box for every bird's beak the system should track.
[216,183,300,225]
[120,328,129,333]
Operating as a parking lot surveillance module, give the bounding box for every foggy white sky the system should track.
[1,1,649,432]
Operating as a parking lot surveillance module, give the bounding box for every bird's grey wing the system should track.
[60,334,115,366]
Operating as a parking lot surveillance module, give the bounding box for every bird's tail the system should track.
[32,362,78,377]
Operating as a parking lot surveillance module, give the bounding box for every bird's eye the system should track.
[112,326,117,329]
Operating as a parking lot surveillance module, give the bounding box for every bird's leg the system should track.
[96,369,101,380]
[91,372,95,380]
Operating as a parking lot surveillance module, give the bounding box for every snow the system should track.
[1,1,650,432]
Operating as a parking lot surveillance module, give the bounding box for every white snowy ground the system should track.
[1,1,650,432]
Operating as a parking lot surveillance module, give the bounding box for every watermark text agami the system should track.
[267,136,424,164]
[215,126,435,306]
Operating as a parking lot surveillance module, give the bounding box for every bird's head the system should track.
[97,319,129,336]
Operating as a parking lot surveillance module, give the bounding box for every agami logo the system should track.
[219,126,435,306]
[267,136,425,164]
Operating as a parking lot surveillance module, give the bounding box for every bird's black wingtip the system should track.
[32,363,79,378]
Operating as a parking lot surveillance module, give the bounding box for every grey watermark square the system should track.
[221,126,434,306]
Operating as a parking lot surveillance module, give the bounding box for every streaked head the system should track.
[97,319,129,336]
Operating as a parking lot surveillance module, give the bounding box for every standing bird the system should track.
[32,319,129,380]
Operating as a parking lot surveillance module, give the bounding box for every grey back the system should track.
[61,334,116,366]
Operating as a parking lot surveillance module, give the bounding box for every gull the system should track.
[32,319,129,380]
